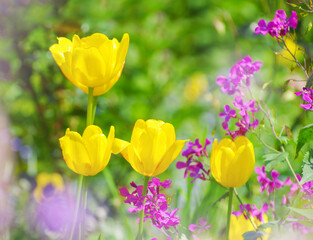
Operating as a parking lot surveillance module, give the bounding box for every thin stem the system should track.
[80,176,88,239]
[280,37,309,79]
[69,174,84,240]
[136,176,150,240]
[247,88,302,188]
[233,188,257,230]
[225,187,234,240]
[70,88,98,240]
[251,132,280,153]
[86,88,98,126]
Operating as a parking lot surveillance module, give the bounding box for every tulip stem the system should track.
[69,174,84,240]
[80,175,88,239]
[225,187,234,240]
[87,88,98,126]
[136,176,150,240]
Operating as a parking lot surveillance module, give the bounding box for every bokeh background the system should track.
[0,0,313,239]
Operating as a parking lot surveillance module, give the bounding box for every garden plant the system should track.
[0,0,313,240]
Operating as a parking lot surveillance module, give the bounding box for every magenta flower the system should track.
[255,166,283,194]
[295,88,313,111]
[177,138,210,183]
[216,56,262,95]
[189,217,213,240]
[119,178,181,231]
[255,10,298,38]
[232,203,268,222]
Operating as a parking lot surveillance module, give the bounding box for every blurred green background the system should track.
[1,0,313,239]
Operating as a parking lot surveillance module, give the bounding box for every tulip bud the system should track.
[50,33,129,96]
[210,136,255,188]
[118,119,188,176]
[59,125,119,176]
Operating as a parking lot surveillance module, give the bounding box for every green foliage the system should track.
[243,230,267,240]
[289,207,313,221]
[300,150,313,184]
[263,152,289,171]
[296,124,313,158]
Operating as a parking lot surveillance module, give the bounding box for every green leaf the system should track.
[300,150,313,184]
[289,207,313,220]
[263,152,289,171]
[296,124,313,158]
[243,230,267,240]
[305,22,312,35]
[257,220,280,230]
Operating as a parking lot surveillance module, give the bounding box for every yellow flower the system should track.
[33,173,64,202]
[230,214,270,240]
[50,33,129,96]
[210,136,255,188]
[183,72,208,102]
[59,125,119,176]
[116,119,188,176]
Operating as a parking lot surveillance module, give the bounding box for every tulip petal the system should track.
[59,129,91,175]
[153,140,188,176]
[111,33,129,77]
[82,125,108,175]
[112,138,129,154]
[121,144,145,175]
[80,33,109,48]
[161,122,176,146]
[228,143,255,187]
[72,47,106,88]
[212,146,235,186]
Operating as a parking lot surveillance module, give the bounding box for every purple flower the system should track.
[216,56,262,95]
[189,217,213,240]
[120,178,181,231]
[177,138,210,183]
[35,192,75,234]
[255,19,268,35]
[285,217,313,234]
[255,166,283,194]
[295,88,313,111]
[219,105,237,122]
[255,10,298,38]
[232,203,268,222]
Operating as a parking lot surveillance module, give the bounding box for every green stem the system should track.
[70,88,98,240]
[69,174,84,240]
[87,87,98,126]
[80,176,88,239]
[136,176,150,240]
[225,188,234,240]
[233,188,257,230]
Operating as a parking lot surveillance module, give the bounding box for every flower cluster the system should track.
[216,56,261,139]
[283,174,313,207]
[255,166,284,194]
[232,203,269,223]
[216,56,262,95]
[285,217,313,235]
[295,87,313,111]
[188,217,213,240]
[255,10,298,38]
[220,96,259,139]
[119,177,181,230]
[176,138,210,183]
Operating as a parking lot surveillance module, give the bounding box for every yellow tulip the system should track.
[50,33,129,96]
[116,119,188,176]
[59,125,119,176]
[230,214,270,240]
[210,136,255,188]
[33,172,64,202]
